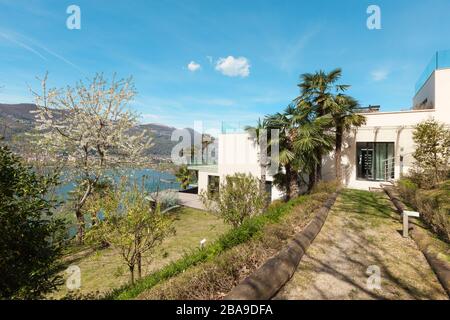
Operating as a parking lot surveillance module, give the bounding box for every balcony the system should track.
[415,50,450,94]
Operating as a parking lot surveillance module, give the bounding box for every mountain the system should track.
[0,103,195,159]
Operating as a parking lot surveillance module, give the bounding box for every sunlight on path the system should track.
[274,189,448,300]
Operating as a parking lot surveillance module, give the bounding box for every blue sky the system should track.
[0,0,449,129]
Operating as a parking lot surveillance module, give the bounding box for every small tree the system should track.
[412,119,450,187]
[200,173,266,228]
[86,179,174,284]
[0,145,65,299]
[175,165,193,190]
[31,73,152,243]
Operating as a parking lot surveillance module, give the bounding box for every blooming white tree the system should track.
[31,73,152,243]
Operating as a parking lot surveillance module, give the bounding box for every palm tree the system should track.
[175,165,192,190]
[297,68,349,183]
[266,103,333,198]
[332,95,366,182]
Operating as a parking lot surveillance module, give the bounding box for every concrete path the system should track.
[178,192,206,210]
[274,189,448,300]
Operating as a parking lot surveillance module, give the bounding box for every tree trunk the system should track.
[75,183,92,245]
[285,164,292,201]
[288,172,299,199]
[75,208,85,245]
[335,125,343,182]
[129,265,135,284]
[308,170,316,192]
[315,157,322,182]
[137,254,142,279]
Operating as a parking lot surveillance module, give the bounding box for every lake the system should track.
[57,168,180,198]
[58,168,181,238]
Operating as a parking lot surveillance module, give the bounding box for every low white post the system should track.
[402,211,420,238]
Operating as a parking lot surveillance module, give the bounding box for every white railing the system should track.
[382,157,395,182]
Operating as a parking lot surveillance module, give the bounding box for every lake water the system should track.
[58,168,180,238]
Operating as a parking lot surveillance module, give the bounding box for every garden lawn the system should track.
[49,207,228,298]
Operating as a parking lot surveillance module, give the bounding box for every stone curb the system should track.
[224,191,340,300]
[383,186,450,298]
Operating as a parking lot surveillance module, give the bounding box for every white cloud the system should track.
[187,61,201,72]
[215,56,250,77]
[371,68,389,81]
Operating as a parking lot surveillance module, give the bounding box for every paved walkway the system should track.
[274,189,448,300]
[178,192,206,210]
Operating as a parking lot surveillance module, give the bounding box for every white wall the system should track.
[434,69,450,123]
[218,133,261,177]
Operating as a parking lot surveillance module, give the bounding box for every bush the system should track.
[0,145,65,299]
[412,119,450,187]
[311,179,340,194]
[158,190,179,210]
[397,178,419,208]
[415,181,450,242]
[397,178,450,243]
[200,173,266,228]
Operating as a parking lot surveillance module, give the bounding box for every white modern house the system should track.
[188,51,450,198]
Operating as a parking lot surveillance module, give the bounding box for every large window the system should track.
[357,142,395,181]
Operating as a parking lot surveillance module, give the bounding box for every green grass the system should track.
[107,195,312,300]
[50,207,228,299]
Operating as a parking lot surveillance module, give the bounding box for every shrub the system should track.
[311,179,340,194]
[175,165,193,190]
[0,145,65,299]
[415,181,450,242]
[397,178,419,208]
[200,173,267,228]
[412,119,450,188]
[158,190,179,210]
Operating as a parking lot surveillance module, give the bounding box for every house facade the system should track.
[189,51,450,199]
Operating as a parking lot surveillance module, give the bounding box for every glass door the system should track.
[357,143,374,180]
[357,142,395,181]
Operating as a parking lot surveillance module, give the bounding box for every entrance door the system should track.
[357,142,395,181]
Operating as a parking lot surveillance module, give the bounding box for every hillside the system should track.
[0,103,193,159]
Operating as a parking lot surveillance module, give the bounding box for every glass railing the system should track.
[221,121,254,134]
[415,50,450,94]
